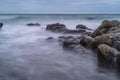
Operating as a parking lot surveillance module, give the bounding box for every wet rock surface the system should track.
[90,20,120,69]
[97,44,118,65]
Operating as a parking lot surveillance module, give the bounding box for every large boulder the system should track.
[46,23,67,32]
[92,20,120,37]
[93,33,120,48]
[97,44,118,64]
[80,35,94,47]
[0,22,3,29]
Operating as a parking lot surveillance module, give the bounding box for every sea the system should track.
[0,14,120,80]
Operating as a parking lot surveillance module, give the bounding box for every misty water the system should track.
[0,14,120,80]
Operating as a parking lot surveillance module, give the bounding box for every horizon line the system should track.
[0,13,120,15]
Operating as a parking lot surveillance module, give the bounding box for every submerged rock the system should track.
[58,36,81,50]
[26,23,41,26]
[0,22,3,29]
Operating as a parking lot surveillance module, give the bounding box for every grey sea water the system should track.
[0,14,120,80]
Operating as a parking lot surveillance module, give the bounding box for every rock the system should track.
[26,23,40,26]
[47,37,54,40]
[64,29,86,34]
[46,23,67,32]
[92,20,120,37]
[80,35,94,46]
[58,36,81,50]
[46,37,57,42]
[0,22,3,29]
[113,41,120,51]
[81,32,92,37]
[97,44,118,65]
[93,34,113,48]
[63,41,78,49]
[93,33,120,48]
[76,24,88,29]
[76,24,93,31]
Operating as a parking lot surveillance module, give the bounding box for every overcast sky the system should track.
[0,0,120,14]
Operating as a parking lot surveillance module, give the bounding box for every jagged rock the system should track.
[92,20,120,37]
[46,23,67,32]
[97,44,118,65]
[0,22,3,29]
[26,23,40,26]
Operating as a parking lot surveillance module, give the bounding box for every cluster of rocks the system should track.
[80,20,120,69]
[46,23,93,54]
[46,23,92,34]
[46,21,120,69]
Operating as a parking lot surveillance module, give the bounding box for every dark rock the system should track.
[26,23,41,26]
[76,24,93,31]
[92,20,120,37]
[46,37,56,42]
[0,22,3,29]
[58,36,81,50]
[63,41,77,49]
[76,24,88,29]
[47,37,54,40]
[93,33,120,48]
[93,34,113,48]
[113,41,120,51]
[116,54,120,70]
[80,35,94,46]
[46,23,67,32]
[97,44,118,65]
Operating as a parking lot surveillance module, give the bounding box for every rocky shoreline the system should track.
[45,20,120,70]
[1,20,120,70]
